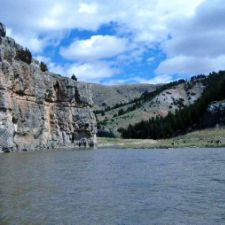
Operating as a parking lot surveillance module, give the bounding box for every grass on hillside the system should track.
[98,128,225,149]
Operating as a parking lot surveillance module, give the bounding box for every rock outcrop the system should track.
[0,23,96,152]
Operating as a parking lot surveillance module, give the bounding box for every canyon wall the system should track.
[0,23,96,152]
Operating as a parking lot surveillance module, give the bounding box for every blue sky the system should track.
[1,0,225,84]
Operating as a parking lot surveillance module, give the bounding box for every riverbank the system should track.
[98,128,225,149]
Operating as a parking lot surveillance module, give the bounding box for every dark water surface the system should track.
[0,148,225,225]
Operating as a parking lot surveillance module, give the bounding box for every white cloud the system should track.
[6,28,64,53]
[1,0,204,44]
[36,55,117,82]
[157,55,225,76]
[157,0,225,76]
[59,35,128,81]
[162,31,225,58]
[36,55,66,75]
[4,0,224,83]
[147,74,173,84]
[78,3,98,14]
[136,74,173,84]
[6,28,46,53]
[60,35,129,61]
[67,62,119,82]
[103,74,173,85]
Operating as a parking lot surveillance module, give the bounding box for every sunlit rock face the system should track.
[0,23,97,152]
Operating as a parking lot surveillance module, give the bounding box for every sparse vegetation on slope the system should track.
[119,71,225,139]
[15,48,32,64]
[40,61,48,72]
[91,83,159,111]
[95,79,186,116]
[96,75,205,137]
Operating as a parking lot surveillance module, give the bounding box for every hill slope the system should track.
[119,71,225,139]
[95,77,206,137]
[90,83,159,110]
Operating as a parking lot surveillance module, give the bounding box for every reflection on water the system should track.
[0,148,225,225]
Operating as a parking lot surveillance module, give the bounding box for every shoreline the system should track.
[97,145,225,149]
[97,128,225,149]
[1,128,224,153]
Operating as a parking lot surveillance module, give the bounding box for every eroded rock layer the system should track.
[0,23,96,152]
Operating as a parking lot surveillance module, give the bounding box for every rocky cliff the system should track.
[0,23,96,152]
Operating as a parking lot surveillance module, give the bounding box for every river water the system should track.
[0,148,225,225]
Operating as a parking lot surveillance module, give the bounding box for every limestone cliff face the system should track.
[0,23,96,152]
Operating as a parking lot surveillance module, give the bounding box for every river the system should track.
[0,148,225,225]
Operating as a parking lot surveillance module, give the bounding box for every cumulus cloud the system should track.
[6,27,65,53]
[157,55,225,76]
[133,74,173,84]
[103,74,173,85]
[148,74,173,84]
[36,55,118,82]
[78,3,98,14]
[2,0,224,83]
[157,0,225,76]
[162,31,225,58]
[0,1,102,32]
[36,55,67,75]
[67,62,119,82]
[7,29,47,53]
[60,35,129,61]
[0,0,204,46]
[59,35,129,81]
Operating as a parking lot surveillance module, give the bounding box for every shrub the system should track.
[118,108,125,116]
[71,74,77,81]
[16,48,32,64]
[40,62,48,72]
